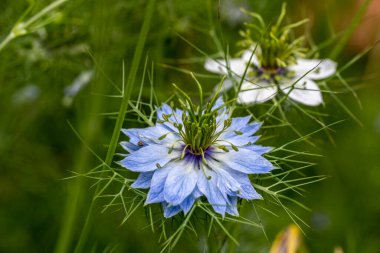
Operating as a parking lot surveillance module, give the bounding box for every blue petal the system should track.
[156,103,173,120]
[146,166,171,204]
[162,202,182,218]
[242,145,273,155]
[122,124,178,146]
[221,117,262,140]
[206,158,240,197]
[180,195,196,214]
[120,144,179,172]
[211,96,225,111]
[197,166,227,217]
[213,97,229,127]
[229,116,251,130]
[120,141,140,153]
[164,158,198,206]
[156,104,184,132]
[219,135,260,147]
[227,169,262,200]
[192,186,203,199]
[239,184,262,200]
[225,196,239,216]
[131,172,154,189]
[212,148,273,174]
[240,122,262,136]
[216,113,229,131]
[223,117,261,136]
[121,126,159,146]
[206,156,262,201]
[157,104,184,121]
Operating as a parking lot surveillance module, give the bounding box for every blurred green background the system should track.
[1,0,379,252]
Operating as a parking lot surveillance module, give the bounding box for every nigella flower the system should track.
[119,96,273,218]
[205,4,337,106]
[204,51,336,106]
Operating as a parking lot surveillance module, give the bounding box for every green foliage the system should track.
[0,0,379,253]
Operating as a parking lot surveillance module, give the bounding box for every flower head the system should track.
[205,4,337,106]
[205,52,336,106]
[120,97,273,218]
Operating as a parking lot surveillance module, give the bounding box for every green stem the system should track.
[226,222,241,253]
[54,0,114,252]
[0,34,14,52]
[24,0,68,27]
[73,0,156,252]
[54,145,94,253]
[104,0,156,165]
[0,0,67,53]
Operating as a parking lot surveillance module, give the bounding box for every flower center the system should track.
[240,3,308,69]
[162,77,234,161]
[179,105,232,158]
[159,100,232,160]
[248,66,295,85]
[182,118,216,155]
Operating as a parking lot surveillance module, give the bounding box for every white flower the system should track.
[62,70,93,107]
[205,50,337,106]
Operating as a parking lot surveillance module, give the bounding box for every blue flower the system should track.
[120,98,273,218]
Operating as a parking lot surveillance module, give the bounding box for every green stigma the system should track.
[163,74,232,157]
[180,110,226,155]
[238,3,308,68]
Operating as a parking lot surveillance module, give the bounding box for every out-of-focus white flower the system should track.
[62,70,93,107]
[220,0,250,26]
[206,4,337,106]
[205,50,336,106]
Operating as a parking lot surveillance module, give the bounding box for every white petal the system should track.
[289,58,337,80]
[280,78,323,106]
[212,79,234,94]
[242,50,260,67]
[204,58,248,76]
[237,82,277,104]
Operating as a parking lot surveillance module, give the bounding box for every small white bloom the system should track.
[62,70,93,107]
[205,50,337,106]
